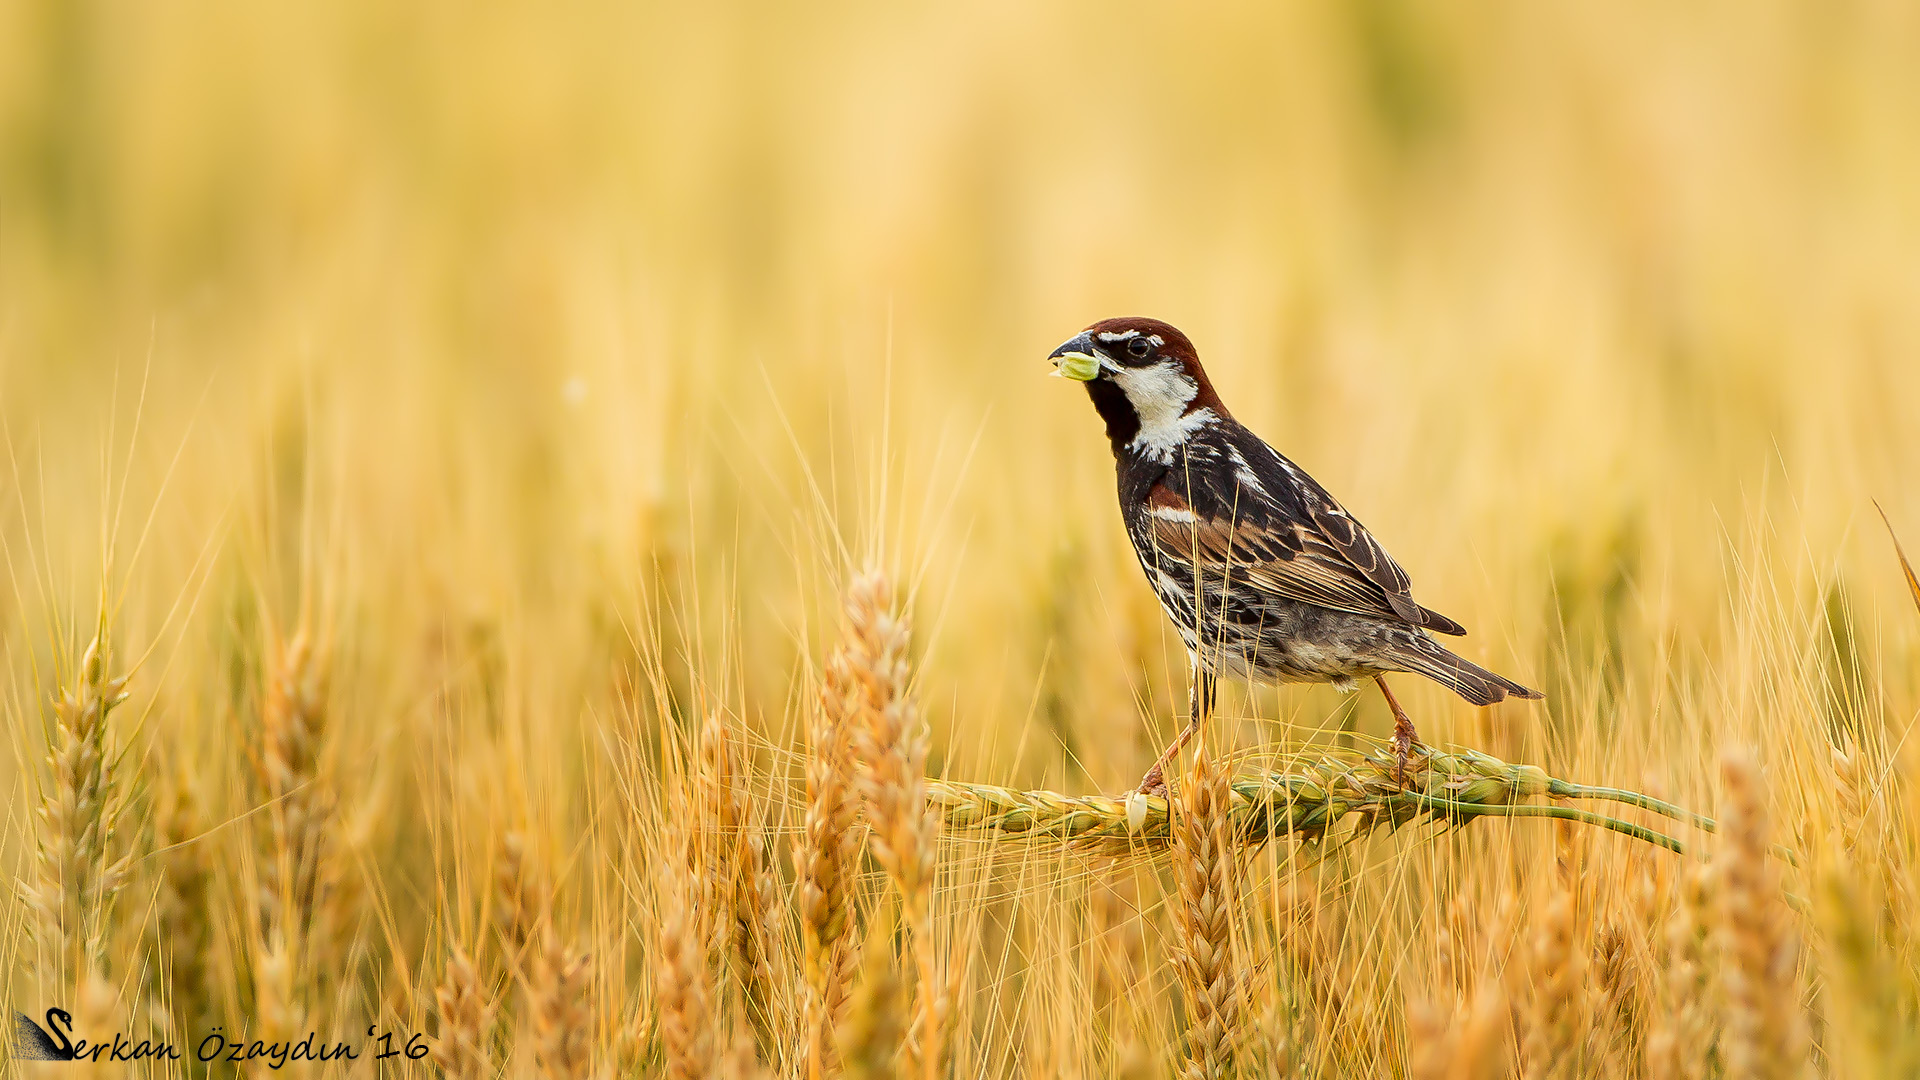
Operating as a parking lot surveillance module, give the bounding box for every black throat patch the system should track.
[1085,379,1140,455]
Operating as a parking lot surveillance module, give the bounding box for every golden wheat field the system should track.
[4,1,1920,1077]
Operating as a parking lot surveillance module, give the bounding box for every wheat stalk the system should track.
[841,571,946,1080]
[26,632,133,989]
[1169,741,1241,1080]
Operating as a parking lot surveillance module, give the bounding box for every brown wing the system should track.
[1237,433,1467,635]
[1145,480,1466,635]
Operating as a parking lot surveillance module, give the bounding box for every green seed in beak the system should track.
[1054,352,1101,382]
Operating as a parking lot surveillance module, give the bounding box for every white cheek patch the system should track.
[1113,361,1213,462]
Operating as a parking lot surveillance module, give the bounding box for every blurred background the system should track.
[6,3,1920,1075]
[3,0,1919,819]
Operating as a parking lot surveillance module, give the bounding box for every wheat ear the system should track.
[1519,885,1581,1080]
[842,572,945,1079]
[251,931,308,1079]
[1170,741,1241,1080]
[256,629,340,958]
[70,970,121,1080]
[432,946,493,1080]
[494,830,550,958]
[925,746,1691,855]
[1410,981,1510,1080]
[656,800,717,1080]
[700,711,787,1063]
[530,933,593,1080]
[1644,861,1713,1080]
[26,632,133,988]
[800,627,865,1079]
[1717,750,1809,1080]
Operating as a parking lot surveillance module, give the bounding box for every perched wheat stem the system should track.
[27,633,133,989]
[799,636,865,1079]
[1170,741,1240,1080]
[842,572,945,1079]
[1718,750,1809,1080]
[924,745,1691,855]
[433,946,493,1080]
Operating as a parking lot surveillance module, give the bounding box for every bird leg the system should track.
[1377,676,1423,786]
[1135,669,1217,797]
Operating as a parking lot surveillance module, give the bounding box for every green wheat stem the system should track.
[1548,780,1720,833]
[1402,792,1687,855]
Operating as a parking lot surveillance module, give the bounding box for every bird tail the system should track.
[1396,639,1543,706]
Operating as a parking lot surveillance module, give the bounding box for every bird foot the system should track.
[1391,726,1423,788]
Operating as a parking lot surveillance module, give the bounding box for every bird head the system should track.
[1048,316,1199,381]
[1049,317,1227,456]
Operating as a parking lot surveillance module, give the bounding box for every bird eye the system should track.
[1126,337,1152,359]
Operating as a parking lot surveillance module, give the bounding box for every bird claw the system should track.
[1392,728,1419,788]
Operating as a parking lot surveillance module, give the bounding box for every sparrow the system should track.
[1050,316,1541,794]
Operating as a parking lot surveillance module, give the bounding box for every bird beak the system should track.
[1049,333,1103,382]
